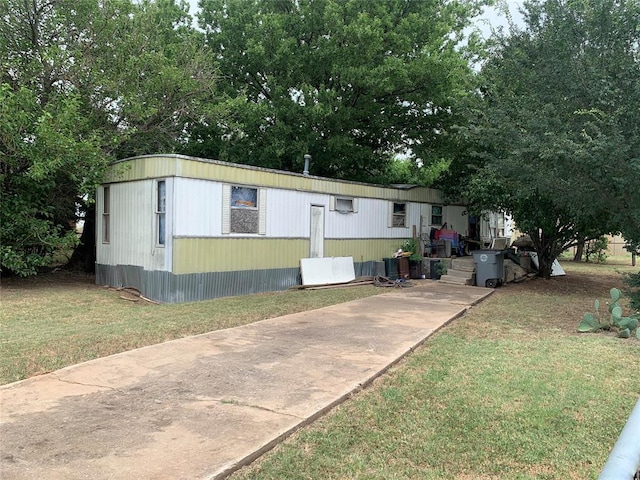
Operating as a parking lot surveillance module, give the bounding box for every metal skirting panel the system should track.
[97,264,300,303]
[170,268,301,303]
[96,261,378,303]
[354,260,384,277]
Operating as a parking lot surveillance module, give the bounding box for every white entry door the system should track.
[310,205,324,258]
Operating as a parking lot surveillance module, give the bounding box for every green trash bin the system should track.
[472,250,505,288]
[383,257,399,280]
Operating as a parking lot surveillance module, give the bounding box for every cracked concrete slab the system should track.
[0,282,492,479]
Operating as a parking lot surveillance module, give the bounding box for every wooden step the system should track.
[446,269,474,279]
[439,274,474,286]
[451,257,475,272]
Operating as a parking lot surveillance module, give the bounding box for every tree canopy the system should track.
[6,0,638,278]
[446,0,640,277]
[191,0,484,181]
[1,0,218,275]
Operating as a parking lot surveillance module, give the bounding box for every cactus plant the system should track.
[577,287,640,340]
[610,287,621,304]
[578,312,599,332]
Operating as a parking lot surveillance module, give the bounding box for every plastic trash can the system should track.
[383,257,399,280]
[473,250,505,288]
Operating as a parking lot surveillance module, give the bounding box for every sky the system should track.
[476,1,525,38]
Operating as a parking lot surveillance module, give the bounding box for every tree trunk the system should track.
[528,229,557,279]
[573,239,584,262]
[536,252,555,279]
[66,204,96,273]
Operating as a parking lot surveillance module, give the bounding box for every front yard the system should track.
[1,260,638,479]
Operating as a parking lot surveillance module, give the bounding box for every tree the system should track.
[448,0,640,277]
[193,0,484,182]
[379,157,452,186]
[1,0,219,275]
[0,85,106,275]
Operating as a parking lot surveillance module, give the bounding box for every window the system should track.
[156,180,166,245]
[230,186,259,233]
[231,186,257,209]
[222,185,267,235]
[431,205,443,226]
[231,185,258,233]
[330,196,358,213]
[391,202,406,227]
[102,186,110,243]
[336,198,353,213]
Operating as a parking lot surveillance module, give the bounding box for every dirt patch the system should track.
[509,270,625,296]
[484,267,636,337]
[1,270,96,290]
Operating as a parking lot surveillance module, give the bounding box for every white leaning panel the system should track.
[300,257,356,286]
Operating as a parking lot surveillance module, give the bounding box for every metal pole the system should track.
[303,154,311,176]
[599,398,640,480]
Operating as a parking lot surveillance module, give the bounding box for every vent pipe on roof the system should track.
[303,154,311,176]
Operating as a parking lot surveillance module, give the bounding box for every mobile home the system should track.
[96,154,477,303]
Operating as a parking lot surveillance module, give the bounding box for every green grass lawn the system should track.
[0,273,382,384]
[1,260,639,479]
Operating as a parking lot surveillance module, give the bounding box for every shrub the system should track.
[623,271,640,312]
[584,236,608,263]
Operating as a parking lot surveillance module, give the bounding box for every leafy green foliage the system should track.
[0,85,107,275]
[624,240,640,256]
[401,238,419,255]
[448,0,640,278]
[195,0,484,182]
[400,238,423,262]
[1,0,219,275]
[584,236,608,264]
[379,158,451,187]
[622,271,640,312]
[433,261,448,276]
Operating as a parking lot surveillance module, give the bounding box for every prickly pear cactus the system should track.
[578,287,639,340]
[608,288,622,313]
[610,288,621,302]
[619,328,631,338]
[578,313,599,332]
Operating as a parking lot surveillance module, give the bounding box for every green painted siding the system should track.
[173,237,405,274]
[106,156,177,183]
[108,154,451,204]
[173,237,309,274]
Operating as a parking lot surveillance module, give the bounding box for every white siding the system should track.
[266,189,326,237]
[325,198,418,239]
[171,178,431,240]
[174,178,222,236]
[266,190,421,239]
[96,179,172,271]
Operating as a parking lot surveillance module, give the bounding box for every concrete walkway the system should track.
[0,282,492,480]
